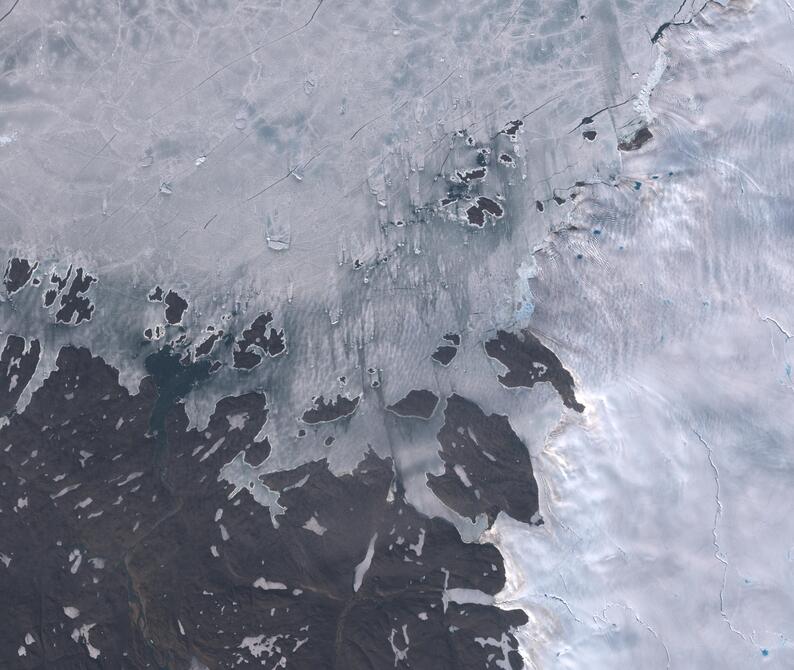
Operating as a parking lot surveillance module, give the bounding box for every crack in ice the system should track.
[538,593,583,624]
[693,429,751,645]
[599,601,671,669]
[759,313,793,340]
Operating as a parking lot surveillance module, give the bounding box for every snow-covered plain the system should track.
[491,2,794,667]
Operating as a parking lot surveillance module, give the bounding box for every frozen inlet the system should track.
[218,451,285,527]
